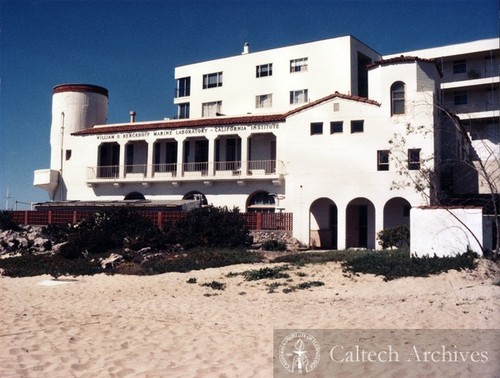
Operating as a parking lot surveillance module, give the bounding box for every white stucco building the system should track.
[34,35,499,250]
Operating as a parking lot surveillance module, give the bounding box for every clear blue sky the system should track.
[0,0,498,209]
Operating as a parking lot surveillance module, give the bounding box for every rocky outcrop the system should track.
[0,226,52,256]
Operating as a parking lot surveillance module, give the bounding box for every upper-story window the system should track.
[377,150,389,171]
[177,77,191,97]
[178,103,190,119]
[203,72,223,89]
[330,121,343,134]
[290,89,308,104]
[290,57,308,73]
[256,63,273,78]
[202,101,222,117]
[310,122,323,135]
[453,60,467,74]
[408,148,421,170]
[351,120,364,133]
[256,94,272,108]
[391,81,406,115]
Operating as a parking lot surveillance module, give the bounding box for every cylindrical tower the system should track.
[50,84,108,171]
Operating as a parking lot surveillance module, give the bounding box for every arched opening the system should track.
[391,81,405,115]
[246,190,275,213]
[346,198,376,249]
[309,198,338,249]
[124,191,146,200]
[183,191,208,206]
[383,197,411,229]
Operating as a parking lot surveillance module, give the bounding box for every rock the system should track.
[100,253,123,270]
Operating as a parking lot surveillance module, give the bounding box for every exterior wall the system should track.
[174,36,380,118]
[411,207,483,256]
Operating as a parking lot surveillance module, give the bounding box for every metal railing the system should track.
[87,160,284,181]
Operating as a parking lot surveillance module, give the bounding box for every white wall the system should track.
[411,207,483,256]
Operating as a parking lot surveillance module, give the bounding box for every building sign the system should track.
[95,123,280,141]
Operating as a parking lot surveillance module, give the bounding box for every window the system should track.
[310,122,323,135]
[256,63,272,78]
[391,81,405,115]
[202,101,222,117]
[177,77,191,97]
[178,103,190,119]
[202,72,223,89]
[290,57,308,73]
[255,94,272,108]
[377,150,389,171]
[454,91,468,105]
[247,191,275,213]
[351,120,364,133]
[290,89,308,104]
[65,150,72,160]
[453,60,466,74]
[333,103,340,112]
[330,121,343,134]
[408,148,421,170]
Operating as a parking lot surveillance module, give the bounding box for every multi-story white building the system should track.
[34,35,499,250]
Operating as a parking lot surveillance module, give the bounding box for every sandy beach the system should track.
[1,259,499,377]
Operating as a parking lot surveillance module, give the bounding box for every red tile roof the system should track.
[72,92,379,136]
[367,55,441,74]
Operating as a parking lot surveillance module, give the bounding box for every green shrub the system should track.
[0,210,19,231]
[377,225,410,249]
[201,281,226,290]
[165,206,250,249]
[63,209,169,257]
[342,251,477,281]
[0,254,103,278]
[242,265,291,281]
[261,239,287,251]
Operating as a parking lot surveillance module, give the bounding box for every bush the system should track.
[0,210,19,231]
[377,225,410,249]
[242,265,291,281]
[342,251,477,281]
[165,206,250,249]
[63,209,169,257]
[0,254,104,278]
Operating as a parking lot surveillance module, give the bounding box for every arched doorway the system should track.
[183,191,208,206]
[346,198,375,249]
[246,190,275,213]
[383,197,411,229]
[310,198,338,249]
[124,191,146,200]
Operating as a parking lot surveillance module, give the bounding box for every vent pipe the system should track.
[242,42,249,55]
[130,111,136,123]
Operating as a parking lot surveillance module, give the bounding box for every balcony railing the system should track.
[87,160,284,182]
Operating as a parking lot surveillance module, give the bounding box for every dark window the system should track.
[377,150,389,171]
[351,120,364,133]
[391,81,405,115]
[178,103,190,119]
[256,63,272,78]
[65,150,72,160]
[177,77,191,97]
[203,72,223,89]
[454,91,468,105]
[408,148,421,170]
[310,122,323,135]
[453,60,466,74]
[330,121,343,134]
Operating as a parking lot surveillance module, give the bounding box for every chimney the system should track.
[242,42,249,55]
[130,111,136,123]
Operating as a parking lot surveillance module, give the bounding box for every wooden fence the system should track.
[10,210,293,231]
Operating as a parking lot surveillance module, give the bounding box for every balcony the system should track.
[86,160,285,186]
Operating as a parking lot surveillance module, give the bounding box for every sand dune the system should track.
[1,260,498,377]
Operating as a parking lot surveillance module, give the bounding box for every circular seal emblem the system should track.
[279,332,321,373]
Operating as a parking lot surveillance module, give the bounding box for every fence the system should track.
[10,210,293,231]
